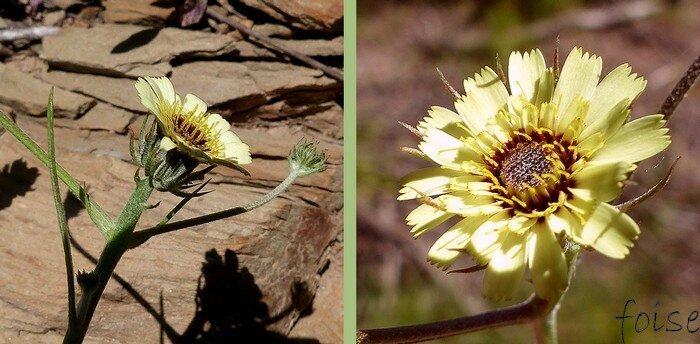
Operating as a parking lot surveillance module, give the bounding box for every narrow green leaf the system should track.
[46,88,77,330]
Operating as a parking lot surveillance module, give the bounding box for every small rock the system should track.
[73,6,102,27]
[40,71,145,112]
[169,61,339,118]
[102,0,175,26]
[252,23,294,38]
[247,99,336,121]
[240,0,343,32]
[170,61,266,113]
[216,62,341,120]
[304,103,343,140]
[243,61,339,97]
[270,36,343,57]
[229,127,342,166]
[234,37,344,58]
[48,0,83,9]
[231,40,277,59]
[42,24,238,77]
[5,55,49,75]
[208,18,230,34]
[0,103,13,119]
[76,102,134,133]
[43,10,66,26]
[0,63,95,118]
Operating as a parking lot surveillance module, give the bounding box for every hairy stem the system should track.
[129,169,299,248]
[536,305,559,344]
[358,242,582,344]
[537,242,581,344]
[64,178,154,343]
[660,55,700,120]
[357,296,550,344]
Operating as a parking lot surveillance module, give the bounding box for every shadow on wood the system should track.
[69,234,320,343]
[0,159,39,211]
[63,190,84,221]
[180,248,319,343]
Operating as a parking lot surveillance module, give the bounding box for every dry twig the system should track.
[206,7,344,82]
[357,296,549,344]
[659,55,700,120]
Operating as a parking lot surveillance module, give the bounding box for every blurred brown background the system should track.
[357,0,700,343]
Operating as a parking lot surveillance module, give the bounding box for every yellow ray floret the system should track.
[135,76,252,169]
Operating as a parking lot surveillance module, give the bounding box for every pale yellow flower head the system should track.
[135,77,252,169]
[400,48,670,301]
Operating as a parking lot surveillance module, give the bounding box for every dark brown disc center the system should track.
[499,142,553,190]
[174,116,208,149]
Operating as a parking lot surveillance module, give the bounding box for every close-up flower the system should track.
[135,76,252,170]
[399,47,671,301]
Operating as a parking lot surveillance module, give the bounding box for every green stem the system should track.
[536,242,581,344]
[538,306,559,344]
[64,178,154,343]
[0,111,113,235]
[46,89,77,331]
[129,169,300,248]
[659,54,700,120]
[359,242,582,344]
[357,296,550,344]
